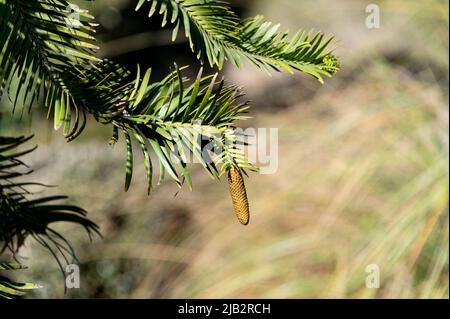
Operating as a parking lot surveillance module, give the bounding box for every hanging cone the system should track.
[227,168,250,225]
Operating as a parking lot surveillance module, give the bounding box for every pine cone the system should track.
[227,168,250,225]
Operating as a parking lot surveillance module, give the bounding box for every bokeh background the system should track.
[0,0,448,298]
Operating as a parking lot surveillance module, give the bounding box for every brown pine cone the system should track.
[227,168,250,225]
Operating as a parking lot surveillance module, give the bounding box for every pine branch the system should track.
[63,62,257,192]
[0,262,40,299]
[1,1,256,193]
[0,0,99,137]
[1,0,340,197]
[136,0,340,81]
[0,135,100,272]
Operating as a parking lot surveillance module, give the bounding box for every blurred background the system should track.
[0,0,448,298]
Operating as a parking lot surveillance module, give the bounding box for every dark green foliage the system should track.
[0,0,339,192]
[0,262,40,299]
[0,135,99,294]
[136,1,340,80]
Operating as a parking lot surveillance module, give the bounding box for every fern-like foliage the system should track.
[0,0,99,132]
[116,65,257,191]
[33,58,256,191]
[136,0,340,80]
[0,1,260,191]
[0,135,100,271]
[1,0,340,194]
[0,262,40,299]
